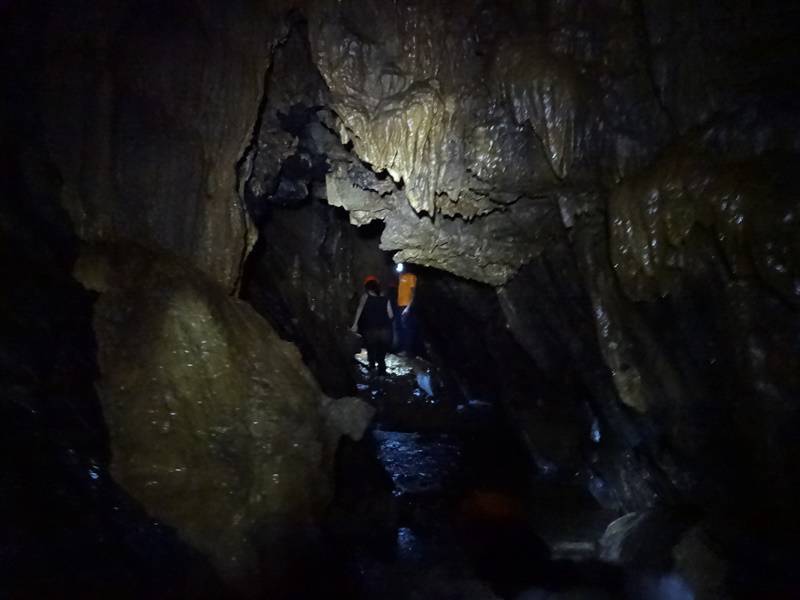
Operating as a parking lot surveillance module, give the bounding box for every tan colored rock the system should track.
[381,197,560,286]
[609,147,799,304]
[75,243,368,588]
[321,396,376,443]
[308,0,558,222]
[492,38,585,180]
[326,164,560,285]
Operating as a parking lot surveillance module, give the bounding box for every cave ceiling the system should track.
[277,0,798,294]
[40,0,798,294]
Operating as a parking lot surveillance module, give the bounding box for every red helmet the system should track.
[363,275,379,285]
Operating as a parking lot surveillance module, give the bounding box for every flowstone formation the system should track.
[301,0,670,285]
[309,0,573,219]
[75,244,372,588]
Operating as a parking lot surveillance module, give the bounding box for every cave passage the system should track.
[327,349,625,599]
[2,1,799,599]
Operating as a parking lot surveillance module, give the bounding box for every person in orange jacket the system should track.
[396,266,418,356]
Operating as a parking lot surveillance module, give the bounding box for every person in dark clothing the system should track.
[386,283,400,352]
[351,276,394,374]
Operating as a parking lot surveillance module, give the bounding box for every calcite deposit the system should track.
[300,0,674,285]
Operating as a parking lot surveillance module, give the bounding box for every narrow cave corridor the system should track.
[2,1,799,599]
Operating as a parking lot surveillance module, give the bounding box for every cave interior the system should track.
[1,1,799,599]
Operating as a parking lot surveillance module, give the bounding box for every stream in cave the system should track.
[326,351,673,599]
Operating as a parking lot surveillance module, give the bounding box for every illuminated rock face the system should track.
[300,0,663,285]
[304,0,799,298]
[75,244,370,587]
[325,164,561,285]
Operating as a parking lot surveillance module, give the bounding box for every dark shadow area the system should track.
[0,7,231,598]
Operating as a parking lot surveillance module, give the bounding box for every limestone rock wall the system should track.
[237,17,394,398]
[75,243,367,589]
[243,199,393,398]
[326,164,561,285]
[293,0,632,288]
[232,2,799,539]
[1,8,229,592]
[37,0,291,290]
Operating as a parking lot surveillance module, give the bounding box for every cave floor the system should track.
[329,352,619,599]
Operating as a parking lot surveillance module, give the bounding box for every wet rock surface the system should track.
[74,243,365,592]
[1,33,227,598]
